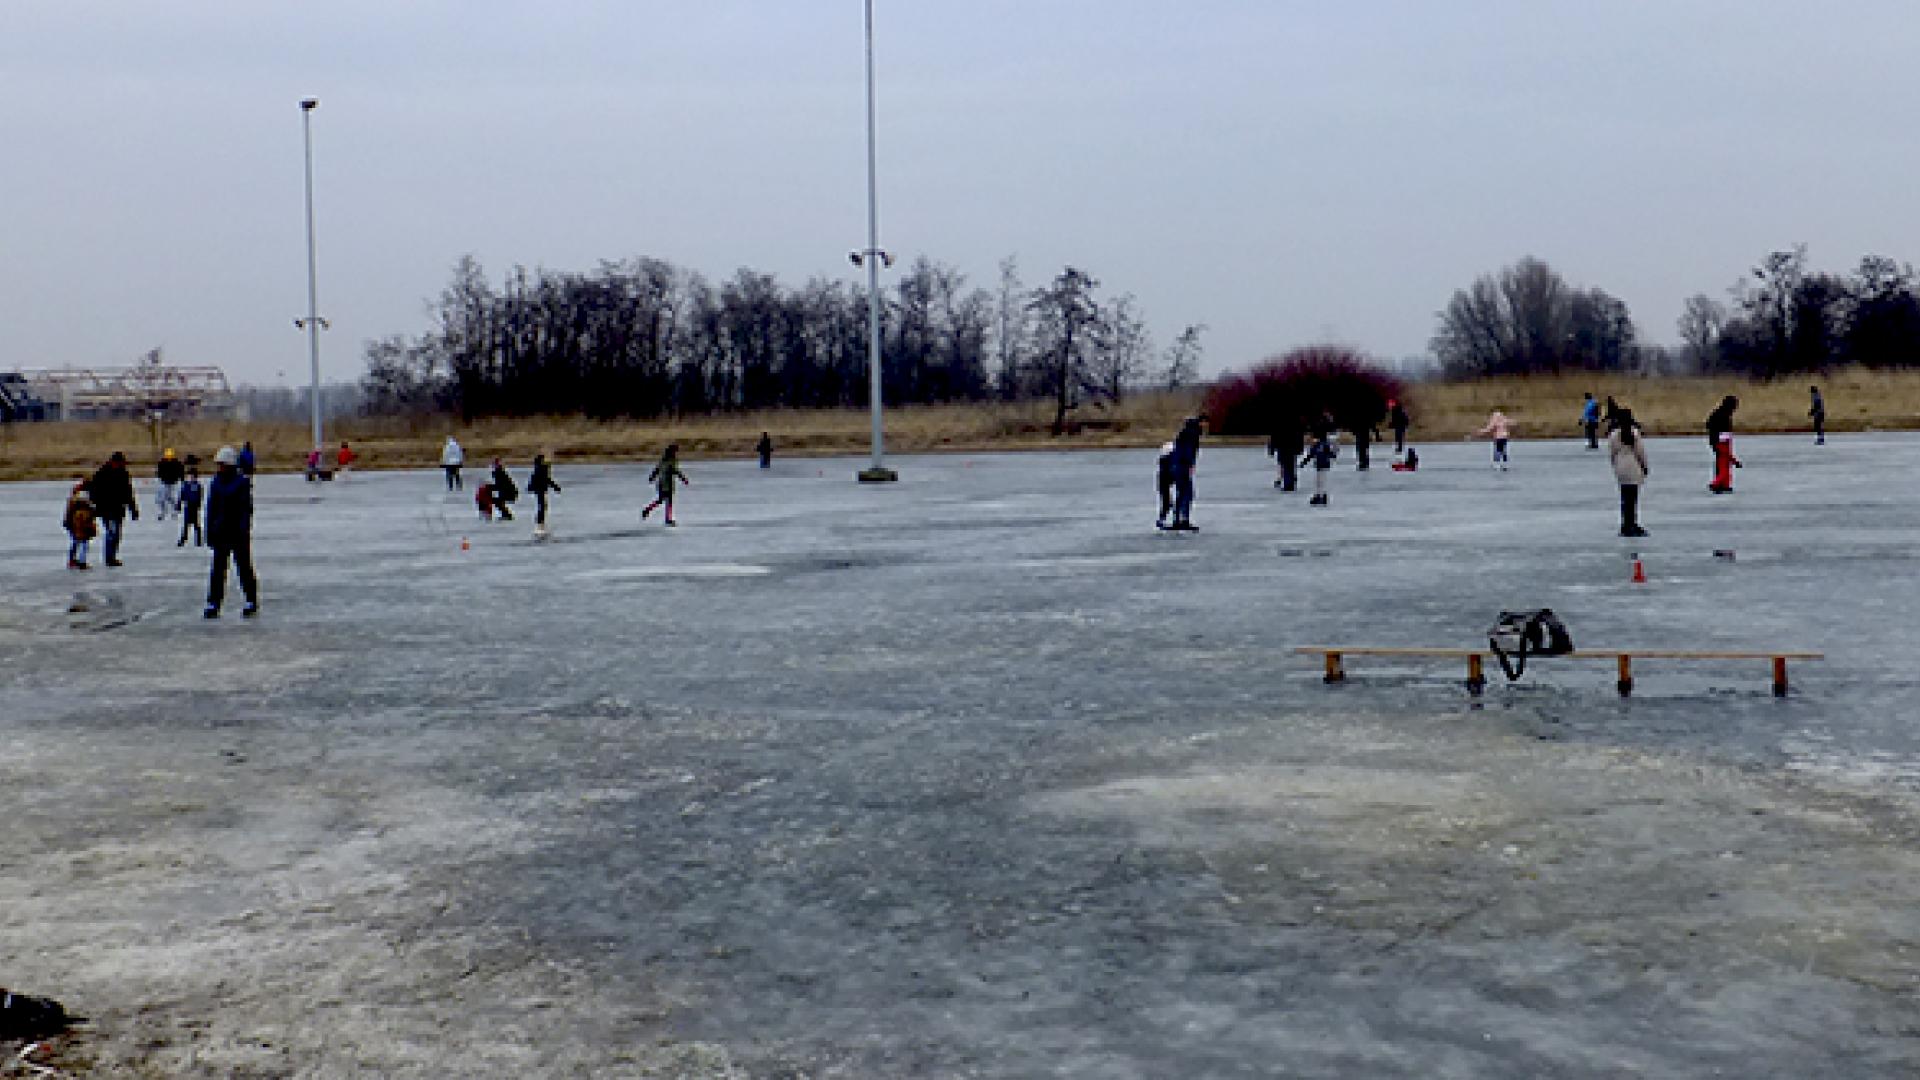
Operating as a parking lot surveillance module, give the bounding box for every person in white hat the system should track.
[204,446,259,618]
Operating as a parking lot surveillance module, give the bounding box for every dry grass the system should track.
[3,372,1914,482]
[0,393,1204,482]
[1400,370,1916,442]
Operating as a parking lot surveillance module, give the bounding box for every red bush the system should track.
[1203,345,1406,437]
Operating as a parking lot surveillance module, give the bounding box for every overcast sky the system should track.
[5,2,1916,386]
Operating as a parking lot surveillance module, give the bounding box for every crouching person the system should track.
[205,446,259,619]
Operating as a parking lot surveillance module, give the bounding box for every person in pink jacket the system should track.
[1474,409,1513,470]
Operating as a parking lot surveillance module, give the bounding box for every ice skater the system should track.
[155,449,184,520]
[1474,408,1513,470]
[489,458,518,520]
[1389,399,1411,454]
[756,432,773,469]
[1155,441,1178,526]
[1352,412,1377,472]
[1161,415,1204,531]
[1809,386,1826,445]
[89,451,139,567]
[63,479,96,570]
[475,482,495,521]
[527,453,561,531]
[1267,416,1303,492]
[204,446,259,619]
[1608,408,1649,537]
[1580,393,1601,449]
[1707,395,1742,493]
[643,444,690,526]
[336,441,357,475]
[1304,418,1338,506]
[442,436,465,490]
[177,465,204,547]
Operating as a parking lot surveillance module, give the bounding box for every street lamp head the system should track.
[300,98,319,111]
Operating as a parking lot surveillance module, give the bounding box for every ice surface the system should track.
[3,435,1919,1077]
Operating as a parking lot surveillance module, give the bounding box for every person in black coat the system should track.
[1388,399,1411,453]
[490,459,518,521]
[88,451,139,567]
[756,432,774,469]
[1267,416,1303,492]
[1164,415,1205,530]
[204,446,259,618]
[527,454,561,527]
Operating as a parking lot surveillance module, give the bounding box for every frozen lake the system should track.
[4,433,1920,1077]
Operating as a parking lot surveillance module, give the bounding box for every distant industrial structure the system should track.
[3,349,241,422]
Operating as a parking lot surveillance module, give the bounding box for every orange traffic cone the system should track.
[1630,553,1646,584]
[460,536,471,552]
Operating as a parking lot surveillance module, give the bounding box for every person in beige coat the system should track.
[1608,409,1649,537]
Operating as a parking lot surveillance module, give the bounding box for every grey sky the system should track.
[5,2,1915,386]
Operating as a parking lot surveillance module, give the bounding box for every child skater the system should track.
[1474,408,1513,470]
[176,465,204,547]
[1304,418,1338,506]
[64,479,96,569]
[475,482,495,522]
[643,444,690,526]
[1154,442,1178,527]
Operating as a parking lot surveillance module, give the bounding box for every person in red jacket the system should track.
[336,441,357,474]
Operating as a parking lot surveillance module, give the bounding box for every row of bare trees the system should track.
[1678,248,1920,375]
[1435,249,1920,379]
[362,255,1204,426]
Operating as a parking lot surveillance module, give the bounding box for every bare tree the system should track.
[1027,267,1104,435]
[993,256,1028,400]
[1677,294,1726,372]
[1088,293,1151,404]
[1162,324,1205,391]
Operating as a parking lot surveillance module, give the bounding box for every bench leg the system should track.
[1773,657,1789,698]
[1466,653,1485,696]
[1323,652,1345,685]
[1617,654,1633,698]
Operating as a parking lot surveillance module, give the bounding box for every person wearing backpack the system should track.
[1608,408,1650,537]
[63,479,97,569]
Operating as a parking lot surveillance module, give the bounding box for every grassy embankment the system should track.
[3,370,1916,482]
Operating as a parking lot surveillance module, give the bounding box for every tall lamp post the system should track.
[854,0,897,482]
[295,97,329,455]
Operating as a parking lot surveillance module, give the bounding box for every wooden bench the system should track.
[1294,646,1825,697]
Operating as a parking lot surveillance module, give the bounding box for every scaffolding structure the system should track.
[14,350,240,422]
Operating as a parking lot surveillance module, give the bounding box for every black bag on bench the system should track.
[1488,609,1574,681]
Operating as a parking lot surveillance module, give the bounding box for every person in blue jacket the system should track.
[1580,393,1601,449]
[204,446,259,618]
